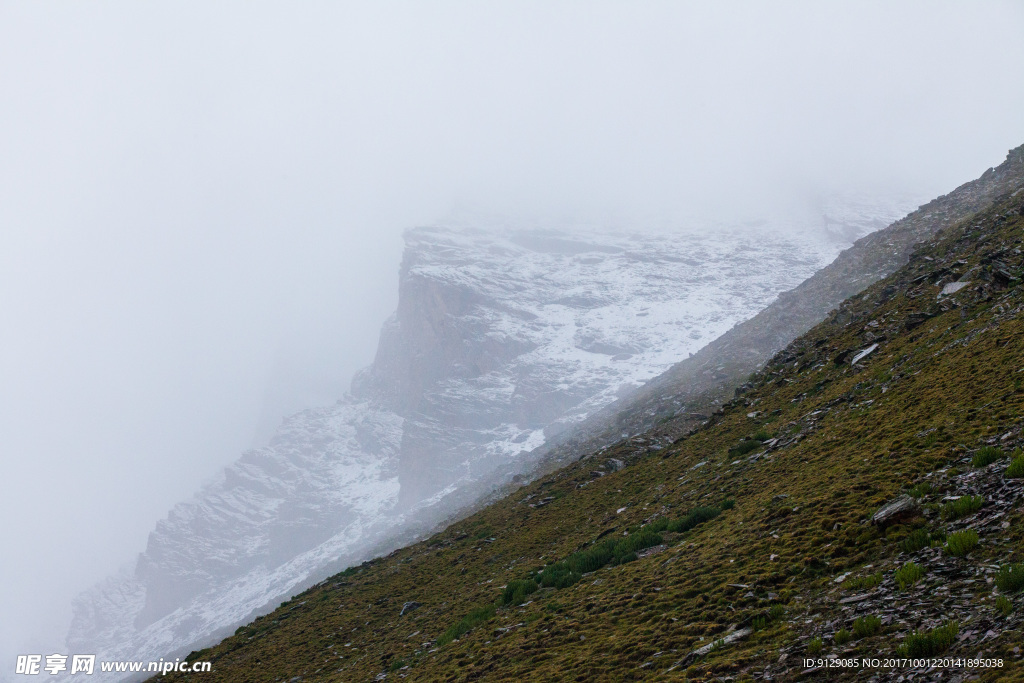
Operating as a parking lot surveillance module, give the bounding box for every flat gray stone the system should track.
[872,494,919,526]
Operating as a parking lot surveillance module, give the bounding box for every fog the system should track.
[1,0,1022,661]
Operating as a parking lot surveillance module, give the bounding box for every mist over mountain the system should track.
[3,2,1023,677]
[64,200,912,672]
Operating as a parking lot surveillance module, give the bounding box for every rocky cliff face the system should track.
[67,203,912,672]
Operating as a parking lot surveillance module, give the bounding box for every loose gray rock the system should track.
[680,627,752,665]
[399,601,421,616]
[872,494,919,526]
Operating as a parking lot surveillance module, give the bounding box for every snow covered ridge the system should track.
[67,202,916,675]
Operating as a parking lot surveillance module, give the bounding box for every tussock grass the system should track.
[940,495,983,520]
[972,446,1003,467]
[896,621,958,657]
[614,528,663,556]
[852,615,882,639]
[668,506,720,533]
[908,482,932,499]
[539,500,735,592]
[728,433,769,457]
[1006,452,1024,478]
[499,579,538,606]
[945,530,979,557]
[751,604,786,631]
[537,563,582,589]
[894,562,925,590]
[900,528,930,553]
[436,605,495,646]
[534,498,737,598]
[995,564,1024,593]
[843,572,882,591]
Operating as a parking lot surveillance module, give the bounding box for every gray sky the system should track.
[1,0,1022,658]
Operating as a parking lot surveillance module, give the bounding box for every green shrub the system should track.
[537,502,732,593]
[908,482,933,499]
[728,439,763,457]
[437,605,496,646]
[614,529,663,557]
[751,604,785,631]
[896,621,958,657]
[894,562,925,590]
[900,529,930,553]
[499,579,538,606]
[995,596,1013,616]
[972,446,1003,467]
[941,495,984,520]
[566,541,617,574]
[852,615,882,639]
[719,498,736,510]
[1007,455,1024,478]
[537,563,581,589]
[945,530,979,557]
[668,506,720,533]
[647,518,670,533]
[994,564,1024,593]
[843,572,882,591]
[833,628,852,646]
[807,637,823,655]
[751,430,772,442]
[388,659,407,672]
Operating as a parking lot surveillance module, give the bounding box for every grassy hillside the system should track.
[161,183,1024,682]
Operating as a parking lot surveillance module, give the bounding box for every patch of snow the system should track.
[851,343,879,365]
[939,280,970,297]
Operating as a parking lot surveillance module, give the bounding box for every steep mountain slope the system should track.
[160,155,1024,682]
[69,216,893,671]
[535,146,1024,474]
